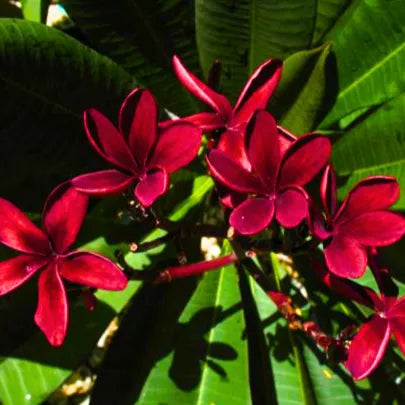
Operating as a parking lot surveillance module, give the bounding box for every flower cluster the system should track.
[0,53,404,383]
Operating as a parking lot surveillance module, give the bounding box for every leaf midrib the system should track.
[336,38,405,100]
[338,157,405,176]
[196,268,225,405]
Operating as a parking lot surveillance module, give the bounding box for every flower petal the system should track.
[231,59,282,128]
[148,122,201,173]
[72,170,134,196]
[230,198,275,235]
[320,164,337,220]
[275,187,307,228]
[345,315,391,380]
[218,188,246,210]
[218,129,251,171]
[0,198,50,255]
[60,251,127,290]
[388,297,405,355]
[206,150,264,194]
[158,113,225,132]
[278,134,331,188]
[167,112,225,132]
[173,55,232,119]
[43,183,89,254]
[118,88,157,168]
[278,126,296,156]
[307,202,332,240]
[336,176,400,223]
[337,211,405,246]
[84,108,138,173]
[312,262,379,309]
[0,255,49,295]
[135,169,169,207]
[324,234,367,278]
[246,110,280,191]
[34,263,68,346]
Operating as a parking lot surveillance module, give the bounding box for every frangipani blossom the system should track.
[72,88,202,207]
[311,165,405,278]
[217,125,297,209]
[0,183,127,346]
[346,292,405,380]
[207,110,331,235]
[169,55,282,133]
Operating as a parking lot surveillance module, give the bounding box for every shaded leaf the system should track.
[61,0,200,115]
[0,19,135,209]
[195,0,317,102]
[332,94,405,209]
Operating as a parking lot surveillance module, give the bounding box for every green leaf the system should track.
[21,0,50,22]
[332,93,405,209]
[269,42,333,134]
[133,243,251,405]
[321,0,405,127]
[61,0,199,115]
[311,0,352,45]
[248,276,315,404]
[0,19,135,209]
[195,0,317,102]
[301,344,372,404]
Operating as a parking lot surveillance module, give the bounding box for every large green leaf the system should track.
[0,18,135,209]
[21,0,50,22]
[321,0,405,127]
[195,0,317,102]
[61,0,199,115]
[134,247,250,404]
[269,42,333,134]
[332,93,405,209]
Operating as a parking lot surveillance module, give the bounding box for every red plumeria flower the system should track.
[346,291,405,380]
[206,110,331,235]
[310,165,405,278]
[217,125,297,209]
[0,183,128,346]
[72,88,202,207]
[312,257,405,380]
[168,55,282,132]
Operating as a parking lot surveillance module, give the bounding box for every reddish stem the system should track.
[156,253,238,283]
